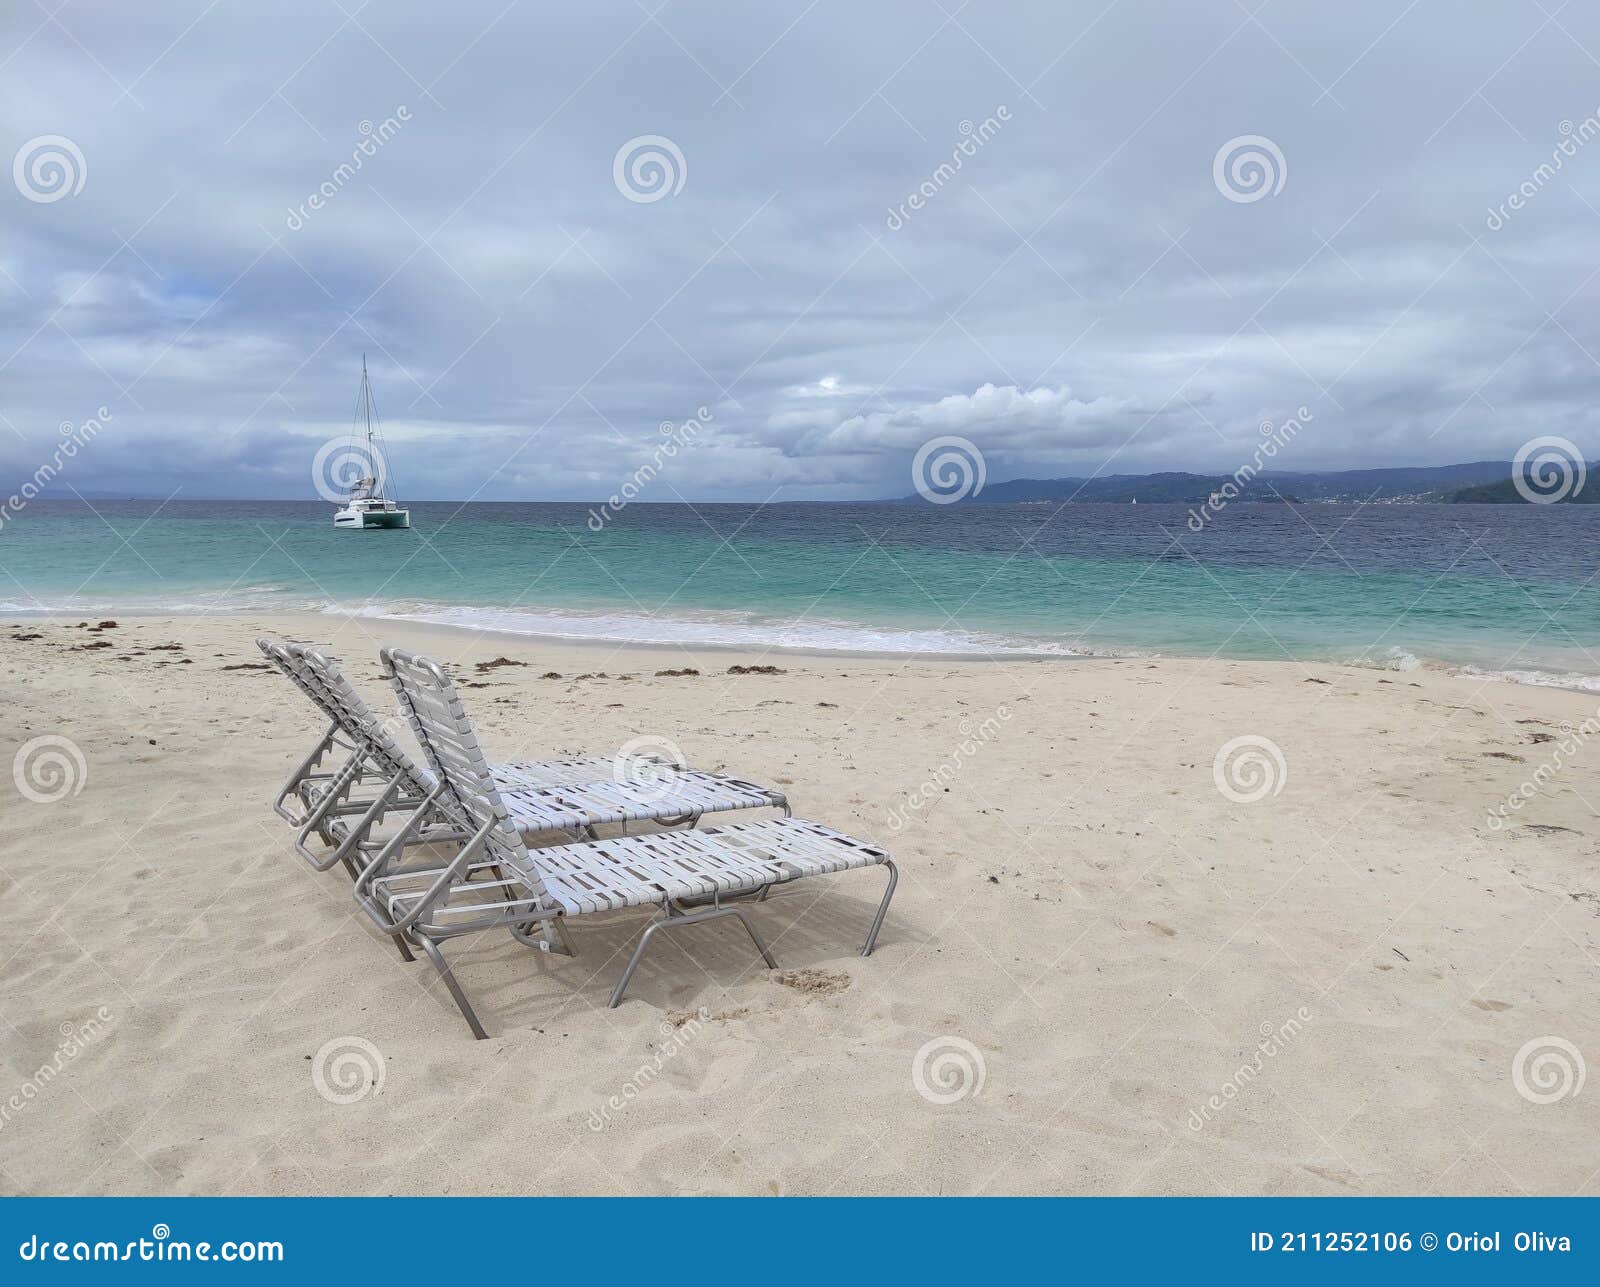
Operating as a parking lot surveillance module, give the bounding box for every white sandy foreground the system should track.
[1,612,1596,1196]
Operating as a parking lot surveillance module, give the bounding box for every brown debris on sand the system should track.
[774,967,850,996]
[655,668,700,677]
[727,664,785,675]
[475,657,527,673]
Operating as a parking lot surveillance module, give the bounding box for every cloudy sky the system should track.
[3,1,1599,501]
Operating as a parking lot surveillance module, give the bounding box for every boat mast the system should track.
[362,354,374,450]
[359,354,380,500]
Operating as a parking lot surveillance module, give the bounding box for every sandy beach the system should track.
[2,610,1596,1196]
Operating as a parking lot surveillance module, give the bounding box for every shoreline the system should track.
[4,605,1598,693]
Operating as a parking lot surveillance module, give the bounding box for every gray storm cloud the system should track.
[0,1,1596,500]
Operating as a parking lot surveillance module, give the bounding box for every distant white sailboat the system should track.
[333,356,410,530]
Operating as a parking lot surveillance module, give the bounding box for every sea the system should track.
[2,499,1597,690]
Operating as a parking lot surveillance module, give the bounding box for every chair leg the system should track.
[728,904,779,969]
[414,936,489,1040]
[609,903,780,1008]
[392,934,415,962]
[862,859,897,956]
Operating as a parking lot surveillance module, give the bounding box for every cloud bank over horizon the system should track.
[2,1,1599,502]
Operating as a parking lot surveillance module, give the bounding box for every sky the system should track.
[2,0,1599,502]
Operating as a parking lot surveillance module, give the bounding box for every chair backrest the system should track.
[258,637,325,710]
[270,640,432,793]
[381,648,544,884]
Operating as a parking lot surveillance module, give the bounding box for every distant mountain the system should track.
[1444,473,1599,503]
[895,461,1527,505]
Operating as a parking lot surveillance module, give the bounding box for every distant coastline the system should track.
[35,457,1599,506]
[888,459,1598,506]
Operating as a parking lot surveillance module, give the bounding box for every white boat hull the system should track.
[334,506,410,529]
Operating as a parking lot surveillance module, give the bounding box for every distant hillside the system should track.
[1445,472,1598,503]
[897,461,1522,504]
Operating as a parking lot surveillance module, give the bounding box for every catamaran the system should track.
[333,357,410,530]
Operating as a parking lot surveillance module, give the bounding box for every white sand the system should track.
[1,611,1596,1195]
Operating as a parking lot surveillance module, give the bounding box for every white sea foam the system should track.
[1343,646,1424,673]
[335,601,1112,658]
[1459,665,1600,694]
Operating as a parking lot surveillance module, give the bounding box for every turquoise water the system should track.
[3,499,1598,685]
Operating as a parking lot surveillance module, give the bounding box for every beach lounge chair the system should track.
[352,647,896,1037]
[256,638,786,877]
